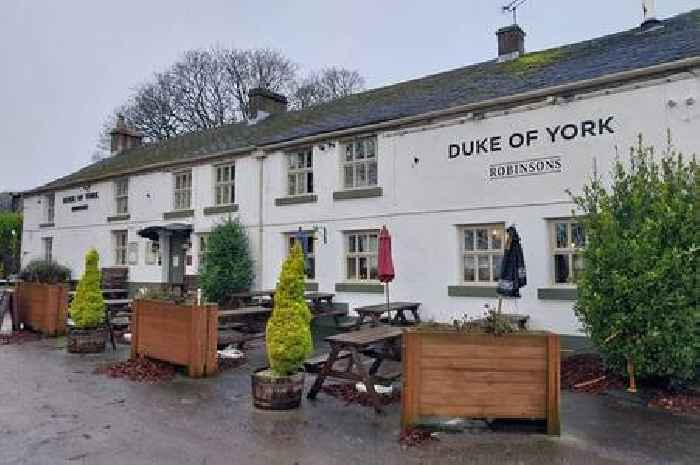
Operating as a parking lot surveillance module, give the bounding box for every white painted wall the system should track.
[21,74,699,334]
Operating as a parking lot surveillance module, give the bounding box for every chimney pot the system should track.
[110,114,143,155]
[248,88,288,120]
[496,24,526,61]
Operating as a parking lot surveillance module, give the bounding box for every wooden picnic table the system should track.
[219,306,272,318]
[229,289,276,308]
[307,325,404,413]
[353,302,421,328]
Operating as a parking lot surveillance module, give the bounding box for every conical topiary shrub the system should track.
[69,249,106,329]
[265,243,313,376]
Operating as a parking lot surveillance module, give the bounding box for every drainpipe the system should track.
[255,150,266,289]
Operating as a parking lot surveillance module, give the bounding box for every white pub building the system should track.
[21,8,700,335]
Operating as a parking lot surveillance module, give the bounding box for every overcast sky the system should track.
[1,0,696,192]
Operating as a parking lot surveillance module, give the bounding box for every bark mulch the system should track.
[648,390,700,416]
[94,356,176,383]
[0,330,42,346]
[399,427,440,448]
[563,354,700,416]
[561,353,625,393]
[320,382,401,408]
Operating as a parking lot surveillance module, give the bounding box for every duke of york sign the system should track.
[447,115,615,179]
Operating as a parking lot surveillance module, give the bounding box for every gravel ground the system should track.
[2,338,700,465]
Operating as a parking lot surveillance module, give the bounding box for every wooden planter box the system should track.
[16,282,68,336]
[401,329,560,435]
[131,299,219,377]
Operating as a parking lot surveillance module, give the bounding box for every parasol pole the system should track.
[386,281,390,314]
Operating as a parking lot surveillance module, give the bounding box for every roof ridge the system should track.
[29,8,700,193]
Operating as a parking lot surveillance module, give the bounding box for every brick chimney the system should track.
[110,114,143,155]
[248,88,288,120]
[496,24,526,61]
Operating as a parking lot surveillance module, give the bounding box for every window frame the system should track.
[173,170,192,211]
[549,219,586,286]
[45,193,55,223]
[287,231,316,280]
[214,164,235,206]
[344,230,380,282]
[42,237,53,262]
[114,178,129,215]
[113,230,128,267]
[342,136,378,190]
[145,239,161,266]
[287,148,314,196]
[197,233,210,270]
[460,224,505,285]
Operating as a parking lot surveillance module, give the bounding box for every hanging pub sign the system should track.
[448,115,615,160]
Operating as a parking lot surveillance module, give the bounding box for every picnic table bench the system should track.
[350,302,421,330]
[307,325,404,413]
[305,292,334,312]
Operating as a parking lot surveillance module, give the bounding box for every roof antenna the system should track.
[502,0,528,25]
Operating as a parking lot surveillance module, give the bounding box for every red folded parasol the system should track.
[378,226,394,313]
[378,226,394,283]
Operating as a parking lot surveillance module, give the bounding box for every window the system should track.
[287,149,313,196]
[462,224,504,284]
[113,230,128,266]
[45,193,55,223]
[343,136,377,189]
[288,232,315,280]
[145,240,161,266]
[214,164,235,205]
[174,171,192,210]
[197,234,209,270]
[115,178,129,214]
[345,230,378,281]
[42,237,53,262]
[551,220,585,284]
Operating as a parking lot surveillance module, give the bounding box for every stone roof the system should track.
[33,9,700,193]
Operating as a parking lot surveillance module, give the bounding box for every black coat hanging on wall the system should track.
[497,226,527,298]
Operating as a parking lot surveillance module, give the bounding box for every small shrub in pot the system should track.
[67,249,107,353]
[252,243,313,409]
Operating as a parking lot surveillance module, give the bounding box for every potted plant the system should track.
[131,289,219,377]
[67,249,107,353]
[252,243,313,410]
[401,307,561,435]
[16,259,71,336]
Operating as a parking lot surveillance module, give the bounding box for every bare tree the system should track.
[93,47,363,159]
[290,67,364,109]
[217,48,297,118]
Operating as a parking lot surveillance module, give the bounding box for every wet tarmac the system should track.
[1,338,699,465]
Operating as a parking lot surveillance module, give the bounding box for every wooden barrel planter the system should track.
[251,368,305,410]
[15,282,68,336]
[131,299,219,377]
[401,328,561,435]
[67,327,106,353]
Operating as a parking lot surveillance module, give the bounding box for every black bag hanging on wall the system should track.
[497,226,527,298]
